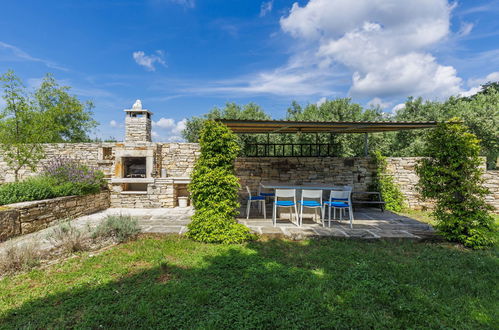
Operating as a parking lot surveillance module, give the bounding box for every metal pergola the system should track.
[218,119,438,157]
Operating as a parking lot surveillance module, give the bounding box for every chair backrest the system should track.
[329,190,351,203]
[275,189,296,203]
[245,186,252,198]
[301,189,322,204]
[342,186,353,191]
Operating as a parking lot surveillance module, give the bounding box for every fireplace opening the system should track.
[123,157,147,178]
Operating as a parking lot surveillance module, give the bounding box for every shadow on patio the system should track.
[238,206,435,240]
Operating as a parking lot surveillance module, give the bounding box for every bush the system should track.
[370,151,405,212]
[187,208,256,244]
[0,157,105,205]
[47,220,88,253]
[187,121,255,244]
[416,119,496,249]
[43,156,105,194]
[0,176,57,205]
[93,214,140,243]
[0,243,41,274]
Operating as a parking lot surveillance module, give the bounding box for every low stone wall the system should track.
[0,191,110,242]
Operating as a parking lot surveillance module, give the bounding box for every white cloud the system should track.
[457,22,474,37]
[316,97,327,106]
[368,97,391,109]
[167,0,195,8]
[260,1,273,17]
[109,120,118,127]
[460,71,499,97]
[132,50,166,71]
[278,0,462,100]
[392,103,406,112]
[467,71,499,87]
[152,117,187,141]
[154,117,175,129]
[0,41,68,71]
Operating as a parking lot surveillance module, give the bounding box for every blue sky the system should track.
[1,0,498,141]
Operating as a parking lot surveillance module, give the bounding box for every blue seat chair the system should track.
[323,190,353,228]
[297,189,324,226]
[272,189,298,227]
[245,186,266,220]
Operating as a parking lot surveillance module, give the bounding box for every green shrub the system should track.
[93,214,140,243]
[416,119,496,249]
[187,120,254,243]
[0,176,56,205]
[187,208,256,244]
[370,151,405,212]
[47,220,88,253]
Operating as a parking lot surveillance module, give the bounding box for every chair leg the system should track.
[349,206,353,228]
[294,204,299,226]
[321,206,325,227]
[246,200,251,219]
[328,206,331,227]
[262,201,266,220]
[300,204,303,227]
[272,204,276,227]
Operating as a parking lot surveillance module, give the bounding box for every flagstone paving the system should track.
[0,207,435,255]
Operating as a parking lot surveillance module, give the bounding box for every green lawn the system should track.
[1,235,498,329]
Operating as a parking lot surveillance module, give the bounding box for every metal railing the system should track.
[243,143,336,157]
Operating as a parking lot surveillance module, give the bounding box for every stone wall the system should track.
[110,179,175,208]
[236,157,376,199]
[0,142,117,182]
[0,142,199,182]
[481,170,498,212]
[235,156,499,213]
[0,208,20,242]
[161,143,200,177]
[0,191,110,242]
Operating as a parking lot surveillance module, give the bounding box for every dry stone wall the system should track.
[0,143,117,182]
[236,156,498,213]
[161,143,200,177]
[0,191,110,242]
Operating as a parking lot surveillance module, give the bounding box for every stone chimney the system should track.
[124,100,153,142]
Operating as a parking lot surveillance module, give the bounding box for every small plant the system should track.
[187,120,255,244]
[93,214,140,243]
[370,150,405,212]
[47,219,88,253]
[416,119,496,249]
[0,243,41,274]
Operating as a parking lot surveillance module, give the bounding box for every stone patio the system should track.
[0,206,435,255]
[239,207,435,240]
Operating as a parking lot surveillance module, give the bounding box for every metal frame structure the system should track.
[218,119,438,157]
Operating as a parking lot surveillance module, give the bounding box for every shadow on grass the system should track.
[0,237,498,328]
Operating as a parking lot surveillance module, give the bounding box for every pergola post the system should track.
[364,133,369,157]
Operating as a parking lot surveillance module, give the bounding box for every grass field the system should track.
[1,235,498,329]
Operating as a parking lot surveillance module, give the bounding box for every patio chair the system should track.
[272,189,298,227]
[245,186,266,220]
[258,182,275,198]
[323,190,353,228]
[298,189,324,227]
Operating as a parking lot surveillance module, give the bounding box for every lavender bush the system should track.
[42,156,105,196]
[43,156,104,186]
